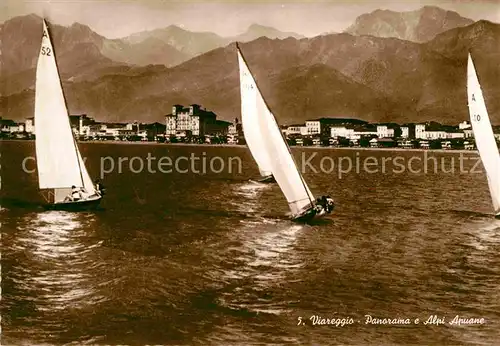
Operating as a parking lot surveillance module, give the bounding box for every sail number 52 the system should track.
[473,114,481,122]
[41,46,52,56]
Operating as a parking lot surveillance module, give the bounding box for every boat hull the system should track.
[250,175,276,185]
[257,175,276,183]
[292,210,317,222]
[43,195,102,211]
[291,201,334,222]
[291,207,323,222]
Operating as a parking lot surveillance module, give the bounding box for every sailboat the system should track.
[467,53,500,217]
[237,47,275,183]
[35,19,102,210]
[236,43,334,221]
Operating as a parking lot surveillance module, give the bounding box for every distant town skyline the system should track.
[2,0,499,39]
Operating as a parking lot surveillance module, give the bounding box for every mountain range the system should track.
[123,23,304,58]
[1,7,499,126]
[345,6,474,42]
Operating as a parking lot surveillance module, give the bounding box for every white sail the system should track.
[35,20,96,197]
[237,50,273,177]
[467,53,500,214]
[237,45,315,216]
[78,149,97,195]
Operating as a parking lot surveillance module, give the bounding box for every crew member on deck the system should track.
[324,196,335,213]
[321,196,327,207]
[316,195,335,213]
[95,179,105,195]
[68,185,82,201]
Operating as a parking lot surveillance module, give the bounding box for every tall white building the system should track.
[25,117,35,134]
[377,125,395,138]
[401,126,409,138]
[305,120,321,135]
[415,124,426,139]
[165,104,230,137]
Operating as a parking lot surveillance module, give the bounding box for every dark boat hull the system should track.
[291,207,319,222]
[291,203,334,222]
[257,175,276,183]
[249,175,276,185]
[43,195,102,211]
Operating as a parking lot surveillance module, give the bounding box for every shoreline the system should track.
[1,139,478,154]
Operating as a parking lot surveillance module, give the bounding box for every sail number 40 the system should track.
[41,46,52,56]
[473,114,481,122]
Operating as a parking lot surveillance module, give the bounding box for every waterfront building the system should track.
[414,122,466,140]
[330,126,353,139]
[68,114,98,135]
[229,119,243,136]
[463,129,474,138]
[401,126,409,138]
[330,126,378,140]
[400,124,416,139]
[377,125,394,138]
[376,123,401,138]
[355,129,378,139]
[305,120,321,135]
[81,124,103,137]
[165,104,230,137]
[1,119,26,134]
[1,118,20,133]
[12,113,497,146]
[306,118,368,138]
[284,124,308,136]
[143,122,166,140]
[228,123,237,136]
[415,124,426,139]
[25,117,35,133]
[425,130,447,139]
[446,132,465,139]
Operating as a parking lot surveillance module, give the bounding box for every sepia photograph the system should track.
[1,0,499,344]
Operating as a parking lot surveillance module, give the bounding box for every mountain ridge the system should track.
[345,5,474,42]
[2,12,499,126]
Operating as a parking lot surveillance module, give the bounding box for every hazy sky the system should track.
[2,0,499,38]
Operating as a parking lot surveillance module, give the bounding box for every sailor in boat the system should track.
[95,179,105,196]
[314,195,335,214]
[65,185,83,202]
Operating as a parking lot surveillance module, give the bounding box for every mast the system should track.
[236,43,314,206]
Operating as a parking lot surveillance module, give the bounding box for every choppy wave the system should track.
[3,144,500,344]
[11,211,107,312]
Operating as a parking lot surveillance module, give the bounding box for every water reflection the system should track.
[230,182,271,214]
[14,211,106,311]
[217,218,306,315]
